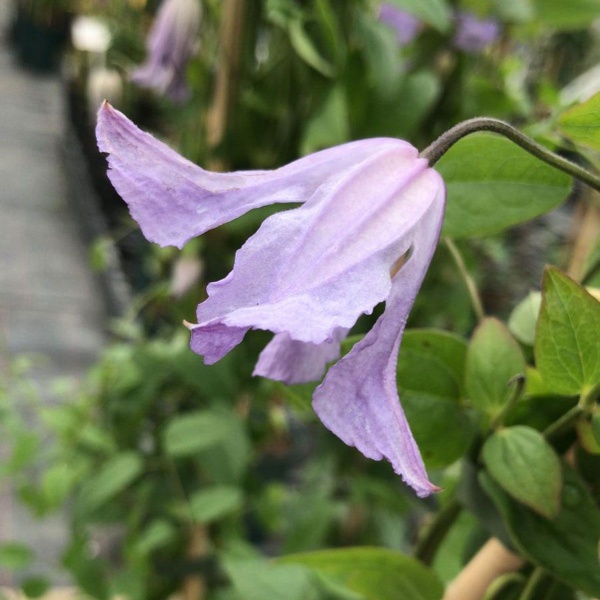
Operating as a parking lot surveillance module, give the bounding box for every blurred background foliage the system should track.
[3,0,600,598]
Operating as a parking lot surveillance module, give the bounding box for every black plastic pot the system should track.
[12,8,69,72]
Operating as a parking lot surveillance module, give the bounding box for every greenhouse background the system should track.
[0,0,600,599]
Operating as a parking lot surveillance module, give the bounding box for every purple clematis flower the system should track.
[96,103,445,497]
[131,0,202,102]
[378,3,422,47]
[453,12,500,54]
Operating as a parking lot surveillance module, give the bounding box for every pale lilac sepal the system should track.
[254,328,348,385]
[312,188,445,498]
[131,0,202,102]
[191,151,441,350]
[378,3,422,46]
[96,103,406,249]
[453,11,500,53]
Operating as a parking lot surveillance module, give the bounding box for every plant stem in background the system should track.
[206,0,246,158]
[517,567,546,600]
[444,237,485,322]
[421,117,600,193]
[414,497,462,565]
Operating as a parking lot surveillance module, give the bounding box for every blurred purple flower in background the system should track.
[453,11,500,53]
[131,0,201,102]
[378,3,422,46]
[96,103,446,497]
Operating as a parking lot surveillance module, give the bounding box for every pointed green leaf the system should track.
[508,292,541,346]
[482,426,562,518]
[437,134,572,239]
[535,267,600,396]
[224,558,319,600]
[558,91,600,152]
[279,547,444,600]
[188,486,243,524]
[592,412,600,445]
[134,520,177,555]
[532,0,600,29]
[466,318,526,417]
[289,19,335,77]
[163,411,233,457]
[80,452,143,512]
[481,466,600,596]
[21,576,50,598]
[0,543,34,570]
[399,330,474,468]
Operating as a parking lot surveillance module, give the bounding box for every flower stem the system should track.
[420,117,600,193]
[489,374,526,431]
[543,404,583,440]
[444,237,485,322]
[517,567,546,600]
[414,497,462,566]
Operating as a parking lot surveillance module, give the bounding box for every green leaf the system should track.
[301,86,349,155]
[361,70,441,140]
[481,466,600,596]
[163,411,234,457]
[224,558,320,600]
[531,0,600,29]
[0,543,34,570]
[399,330,474,468]
[289,19,335,77]
[80,452,143,512]
[6,432,39,474]
[279,547,444,600]
[558,92,600,152]
[20,576,50,598]
[188,486,243,523]
[134,520,177,555]
[465,318,526,417]
[592,412,600,445]
[492,0,534,23]
[508,292,541,346]
[41,463,77,508]
[437,133,572,239]
[195,414,251,484]
[389,0,451,32]
[482,426,562,518]
[576,417,600,454]
[535,267,600,396]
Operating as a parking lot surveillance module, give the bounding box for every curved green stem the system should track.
[444,237,485,322]
[517,567,546,600]
[414,497,462,566]
[490,374,526,431]
[543,404,583,440]
[420,117,600,193]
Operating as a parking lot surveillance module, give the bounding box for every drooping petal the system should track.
[96,104,405,249]
[189,322,248,364]
[189,147,442,355]
[312,183,445,497]
[254,328,348,385]
[378,3,422,46]
[453,12,500,53]
[131,0,202,101]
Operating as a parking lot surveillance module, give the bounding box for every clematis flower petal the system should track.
[253,328,348,385]
[312,188,445,497]
[97,105,447,497]
[131,0,202,102]
[97,103,406,249]
[187,149,442,355]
